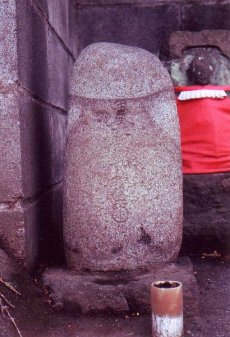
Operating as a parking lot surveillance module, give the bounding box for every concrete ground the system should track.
[0,256,229,337]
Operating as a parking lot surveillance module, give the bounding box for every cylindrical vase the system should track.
[151,281,183,337]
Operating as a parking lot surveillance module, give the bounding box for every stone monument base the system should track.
[42,257,199,317]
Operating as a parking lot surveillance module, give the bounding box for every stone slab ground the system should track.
[0,256,229,337]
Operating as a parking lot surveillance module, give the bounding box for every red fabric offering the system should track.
[175,85,230,174]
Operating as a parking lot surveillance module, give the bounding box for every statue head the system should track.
[188,51,215,85]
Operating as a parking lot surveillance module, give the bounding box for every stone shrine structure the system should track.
[168,30,230,87]
[1,0,228,275]
[43,43,198,315]
[0,2,229,334]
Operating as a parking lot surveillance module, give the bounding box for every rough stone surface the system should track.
[181,173,230,255]
[77,4,180,56]
[10,0,75,268]
[182,2,230,32]
[0,0,25,264]
[47,30,73,110]
[0,205,25,261]
[71,43,172,99]
[43,259,198,317]
[0,1,23,201]
[35,0,78,57]
[169,47,230,86]
[16,0,73,111]
[64,43,182,272]
[0,89,23,201]
[76,1,230,56]
[0,0,18,86]
[169,30,230,59]
[20,93,66,198]
[24,184,65,270]
[0,248,18,281]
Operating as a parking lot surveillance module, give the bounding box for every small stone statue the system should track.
[168,30,230,86]
[175,49,230,174]
[187,51,215,85]
[166,31,230,258]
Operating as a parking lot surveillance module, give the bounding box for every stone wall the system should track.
[0,0,78,270]
[181,174,230,255]
[0,0,24,265]
[75,0,230,56]
[16,0,78,269]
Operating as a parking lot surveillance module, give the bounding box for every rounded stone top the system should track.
[70,43,172,99]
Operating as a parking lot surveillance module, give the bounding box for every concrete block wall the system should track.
[16,0,78,269]
[0,0,78,270]
[0,0,25,261]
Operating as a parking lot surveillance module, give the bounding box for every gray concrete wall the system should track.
[0,0,78,270]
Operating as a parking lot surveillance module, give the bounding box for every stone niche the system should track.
[167,30,230,86]
[43,43,198,316]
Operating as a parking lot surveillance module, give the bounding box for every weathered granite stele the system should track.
[64,42,183,272]
[43,43,198,314]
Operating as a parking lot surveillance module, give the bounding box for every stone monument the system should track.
[64,42,183,272]
[43,43,198,316]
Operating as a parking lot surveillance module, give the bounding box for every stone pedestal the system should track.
[43,258,198,317]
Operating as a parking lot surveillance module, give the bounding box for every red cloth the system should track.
[175,85,230,174]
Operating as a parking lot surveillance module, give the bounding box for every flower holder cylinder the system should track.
[151,281,183,337]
